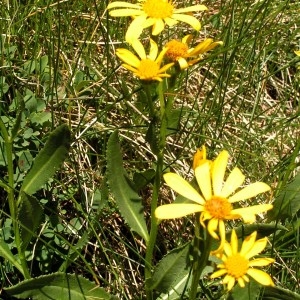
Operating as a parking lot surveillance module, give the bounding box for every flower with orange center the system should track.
[155,149,273,250]
[211,230,275,291]
[116,39,174,81]
[165,35,223,69]
[107,0,207,43]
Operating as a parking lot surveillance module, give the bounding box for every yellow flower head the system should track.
[107,0,207,43]
[193,145,211,170]
[155,150,273,250]
[116,39,174,81]
[165,35,223,69]
[211,230,275,291]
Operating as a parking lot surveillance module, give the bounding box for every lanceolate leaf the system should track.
[18,192,44,252]
[4,272,116,299]
[146,242,191,293]
[227,280,261,300]
[20,124,71,195]
[267,172,300,222]
[106,131,149,242]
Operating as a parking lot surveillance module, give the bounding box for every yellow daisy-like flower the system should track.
[165,35,223,69]
[211,230,275,291]
[155,150,273,250]
[116,39,174,81]
[107,0,207,43]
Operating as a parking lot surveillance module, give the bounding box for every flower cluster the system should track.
[107,0,223,81]
[155,146,275,290]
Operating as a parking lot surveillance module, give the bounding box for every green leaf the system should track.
[146,242,191,293]
[227,279,261,300]
[263,285,300,300]
[18,192,44,252]
[4,272,116,299]
[106,131,149,242]
[267,172,300,222]
[20,124,71,195]
[0,239,24,276]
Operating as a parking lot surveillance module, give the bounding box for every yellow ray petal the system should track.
[189,39,213,56]
[223,241,232,257]
[158,62,174,73]
[237,277,246,288]
[177,57,189,69]
[244,237,268,259]
[195,162,211,200]
[240,231,257,256]
[294,50,300,56]
[109,8,143,17]
[172,13,201,31]
[148,39,158,61]
[232,204,273,223]
[212,150,229,195]
[107,2,141,10]
[155,203,203,219]
[220,167,245,198]
[116,49,140,68]
[210,269,227,279]
[131,39,146,60]
[164,17,177,27]
[125,15,147,43]
[163,173,205,204]
[228,182,270,203]
[207,218,219,239]
[230,229,238,255]
[247,268,275,286]
[151,18,165,36]
[175,4,208,13]
[249,258,275,267]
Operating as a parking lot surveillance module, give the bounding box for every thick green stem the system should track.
[189,225,212,300]
[144,81,170,299]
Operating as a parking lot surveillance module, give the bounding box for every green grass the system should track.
[0,0,299,298]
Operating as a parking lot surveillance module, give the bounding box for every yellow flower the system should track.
[107,0,207,43]
[210,230,275,291]
[116,39,174,81]
[155,150,273,250]
[193,145,212,170]
[165,35,223,69]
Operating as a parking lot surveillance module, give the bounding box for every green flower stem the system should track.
[0,118,31,279]
[189,222,212,300]
[144,81,172,299]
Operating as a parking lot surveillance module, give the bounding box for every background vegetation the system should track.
[0,0,299,298]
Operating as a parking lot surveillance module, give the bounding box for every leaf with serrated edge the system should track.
[106,131,149,242]
[20,124,70,195]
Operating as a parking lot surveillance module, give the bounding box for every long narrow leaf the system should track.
[4,272,116,299]
[106,131,149,242]
[20,124,71,195]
